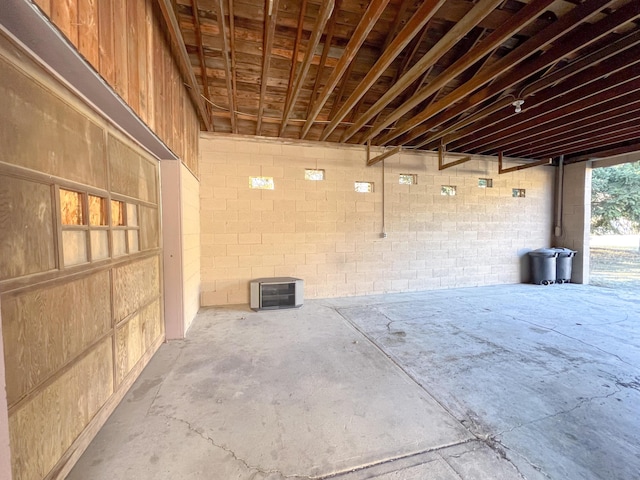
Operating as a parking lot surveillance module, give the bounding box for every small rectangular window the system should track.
[305,169,325,181]
[111,200,125,226]
[441,185,457,196]
[355,181,374,193]
[512,188,526,198]
[399,174,417,185]
[89,195,108,226]
[478,178,493,188]
[60,189,84,225]
[249,176,275,190]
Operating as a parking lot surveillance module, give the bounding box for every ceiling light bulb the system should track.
[512,99,524,113]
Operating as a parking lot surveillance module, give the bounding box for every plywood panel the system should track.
[0,176,56,281]
[115,298,162,385]
[108,134,158,204]
[8,338,113,480]
[139,205,159,251]
[0,57,107,189]
[1,271,111,406]
[97,0,115,86]
[112,255,160,323]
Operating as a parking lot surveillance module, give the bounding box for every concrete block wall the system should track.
[200,135,555,305]
[181,163,201,333]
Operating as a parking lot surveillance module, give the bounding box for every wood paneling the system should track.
[0,57,107,189]
[34,0,200,175]
[107,134,158,204]
[1,34,165,480]
[0,176,56,281]
[112,255,160,323]
[115,299,162,385]
[8,338,113,480]
[139,205,160,251]
[1,271,111,406]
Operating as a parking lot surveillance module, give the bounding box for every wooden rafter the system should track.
[465,56,640,153]
[280,0,335,136]
[498,152,552,174]
[364,0,557,144]
[381,0,627,146]
[191,0,212,123]
[229,0,237,121]
[213,0,236,133]
[447,30,640,151]
[256,0,279,135]
[156,0,212,131]
[306,0,342,119]
[284,0,307,122]
[320,0,446,141]
[568,141,640,162]
[340,0,505,143]
[301,0,391,139]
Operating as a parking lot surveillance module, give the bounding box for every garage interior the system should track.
[1,1,639,479]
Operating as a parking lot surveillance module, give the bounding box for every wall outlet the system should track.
[381,232,387,238]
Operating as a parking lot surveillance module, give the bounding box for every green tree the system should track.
[591,161,640,234]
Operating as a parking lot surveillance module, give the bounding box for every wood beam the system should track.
[505,102,640,157]
[341,0,504,143]
[156,0,212,131]
[256,0,279,135]
[498,152,552,174]
[365,0,555,144]
[213,0,236,133]
[471,63,640,153]
[301,0,391,139]
[367,146,402,166]
[320,0,438,141]
[567,141,640,162]
[306,0,342,119]
[280,0,335,136]
[191,0,212,122]
[385,0,632,146]
[447,32,640,148]
[438,144,472,170]
[532,123,640,157]
[229,0,238,122]
[284,0,307,123]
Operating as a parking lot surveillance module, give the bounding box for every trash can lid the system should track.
[551,247,577,257]
[529,248,558,257]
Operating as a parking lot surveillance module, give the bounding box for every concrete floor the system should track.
[69,284,640,479]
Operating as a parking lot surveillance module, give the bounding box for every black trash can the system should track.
[529,248,558,285]
[552,247,577,283]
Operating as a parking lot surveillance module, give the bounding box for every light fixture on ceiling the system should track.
[512,99,524,113]
[268,0,273,16]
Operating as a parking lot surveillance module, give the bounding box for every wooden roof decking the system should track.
[174,0,640,161]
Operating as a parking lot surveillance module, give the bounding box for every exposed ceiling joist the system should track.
[212,0,236,133]
[341,0,505,143]
[319,0,447,141]
[256,0,280,135]
[301,0,391,139]
[279,0,335,136]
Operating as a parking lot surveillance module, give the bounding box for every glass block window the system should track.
[478,178,493,188]
[512,188,526,198]
[355,181,374,193]
[249,176,275,189]
[399,174,417,185]
[441,185,457,196]
[60,189,84,225]
[305,169,325,181]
